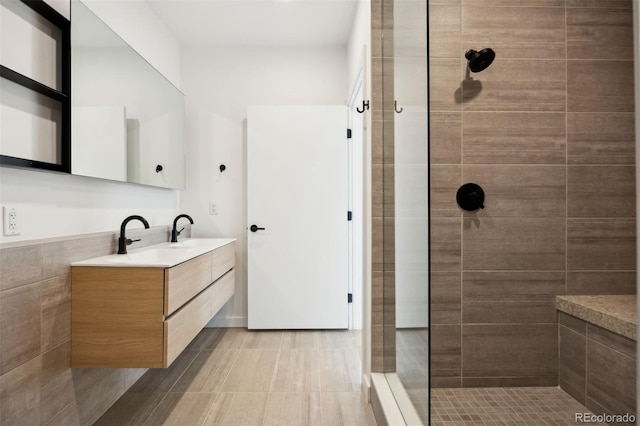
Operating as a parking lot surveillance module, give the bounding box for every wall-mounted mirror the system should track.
[71,0,185,190]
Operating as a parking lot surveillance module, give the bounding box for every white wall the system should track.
[0,0,182,242]
[181,46,347,326]
[81,0,181,90]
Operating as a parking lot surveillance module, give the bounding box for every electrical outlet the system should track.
[209,202,218,215]
[3,205,20,236]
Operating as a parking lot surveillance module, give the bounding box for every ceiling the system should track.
[146,0,360,47]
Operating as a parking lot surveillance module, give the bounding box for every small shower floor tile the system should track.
[431,387,611,425]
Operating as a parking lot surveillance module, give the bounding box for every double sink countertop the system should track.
[71,238,236,268]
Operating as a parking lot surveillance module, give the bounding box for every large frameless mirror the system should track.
[71,0,186,189]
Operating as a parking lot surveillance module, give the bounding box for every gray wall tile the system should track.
[0,282,41,375]
[0,245,42,292]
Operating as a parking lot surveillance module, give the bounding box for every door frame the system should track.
[347,68,365,331]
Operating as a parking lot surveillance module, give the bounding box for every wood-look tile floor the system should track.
[94,328,376,426]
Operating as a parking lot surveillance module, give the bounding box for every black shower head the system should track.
[465,48,495,73]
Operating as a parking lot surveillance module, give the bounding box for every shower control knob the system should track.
[250,224,265,232]
[456,183,485,211]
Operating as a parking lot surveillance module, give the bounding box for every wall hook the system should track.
[155,164,163,173]
[394,101,403,113]
[356,100,370,113]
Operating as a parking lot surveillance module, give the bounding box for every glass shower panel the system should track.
[394,0,428,422]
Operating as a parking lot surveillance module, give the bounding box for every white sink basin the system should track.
[71,238,236,267]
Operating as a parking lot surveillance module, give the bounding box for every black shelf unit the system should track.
[0,0,71,173]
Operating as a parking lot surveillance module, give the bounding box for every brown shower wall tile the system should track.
[462,6,566,59]
[462,165,566,217]
[431,271,461,325]
[567,7,633,60]
[462,324,558,378]
[431,165,461,217]
[567,60,635,112]
[428,5,460,59]
[559,311,587,334]
[559,325,587,405]
[462,218,566,270]
[566,0,632,9]
[567,166,635,217]
[429,58,462,112]
[462,112,566,164]
[586,339,636,416]
[462,271,565,323]
[462,376,558,388]
[431,217,461,271]
[567,113,635,164]
[430,112,461,164]
[461,59,566,111]
[463,0,565,6]
[567,271,636,295]
[567,219,636,270]
[587,323,635,358]
[431,325,461,378]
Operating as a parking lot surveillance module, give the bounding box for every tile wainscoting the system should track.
[0,226,189,426]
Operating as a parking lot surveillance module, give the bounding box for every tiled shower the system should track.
[429,0,635,388]
[375,0,637,423]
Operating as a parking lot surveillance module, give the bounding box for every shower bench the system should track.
[556,295,636,420]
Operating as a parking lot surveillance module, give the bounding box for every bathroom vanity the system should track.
[70,238,235,368]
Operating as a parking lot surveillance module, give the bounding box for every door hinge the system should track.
[347,211,352,221]
[347,128,352,139]
[348,293,353,303]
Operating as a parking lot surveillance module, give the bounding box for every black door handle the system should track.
[250,224,265,232]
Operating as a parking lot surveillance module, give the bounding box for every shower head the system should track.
[465,48,495,73]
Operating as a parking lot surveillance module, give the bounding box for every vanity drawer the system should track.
[212,242,235,281]
[164,253,212,315]
[164,270,235,366]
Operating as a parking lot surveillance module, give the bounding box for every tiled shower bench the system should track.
[556,295,636,423]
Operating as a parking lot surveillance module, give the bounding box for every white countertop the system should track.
[71,238,236,268]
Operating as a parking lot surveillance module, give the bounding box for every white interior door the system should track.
[247,105,349,329]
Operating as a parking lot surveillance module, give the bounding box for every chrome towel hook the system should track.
[356,100,370,113]
[394,101,403,113]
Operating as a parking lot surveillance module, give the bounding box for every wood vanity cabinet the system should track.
[71,242,235,368]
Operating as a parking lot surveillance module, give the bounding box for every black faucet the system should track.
[117,215,150,254]
[171,214,194,242]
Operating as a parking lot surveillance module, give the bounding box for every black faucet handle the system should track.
[126,238,141,245]
[178,227,185,235]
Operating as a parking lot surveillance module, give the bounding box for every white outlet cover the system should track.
[3,205,20,236]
